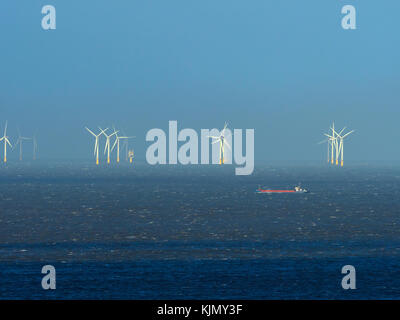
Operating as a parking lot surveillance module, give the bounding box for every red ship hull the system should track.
[257,189,296,193]
[256,188,308,193]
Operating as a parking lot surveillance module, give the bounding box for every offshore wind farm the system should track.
[85,126,135,165]
[0,121,357,168]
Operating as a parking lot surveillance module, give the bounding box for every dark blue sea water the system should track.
[0,163,400,299]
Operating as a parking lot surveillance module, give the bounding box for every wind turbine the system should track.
[209,122,231,165]
[0,121,12,163]
[101,128,117,164]
[337,129,354,167]
[111,127,134,163]
[15,128,32,161]
[86,127,107,165]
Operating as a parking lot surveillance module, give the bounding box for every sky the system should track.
[0,0,399,163]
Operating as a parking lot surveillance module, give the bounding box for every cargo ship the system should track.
[256,186,308,194]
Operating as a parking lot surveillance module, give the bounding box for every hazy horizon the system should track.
[1,0,399,163]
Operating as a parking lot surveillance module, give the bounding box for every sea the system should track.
[0,163,399,299]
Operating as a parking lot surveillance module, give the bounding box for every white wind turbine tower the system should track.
[337,129,354,167]
[330,122,338,164]
[86,127,107,165]
[209,122,231,165]
[15,128,32,161]
[101,128,118,164]
[111,129,134,163]
[0,121,12,163]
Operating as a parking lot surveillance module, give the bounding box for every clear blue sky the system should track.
[0,0,399,162]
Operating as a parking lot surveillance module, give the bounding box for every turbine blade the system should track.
[338,127,346,136]
[342,130,355,138]
[99,127,109,135]
[112,126,119,137]
[330,126,339,136]
[111,138,118,151]
[85,127,96,136]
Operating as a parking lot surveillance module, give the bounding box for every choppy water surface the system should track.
[0,164,399,299]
